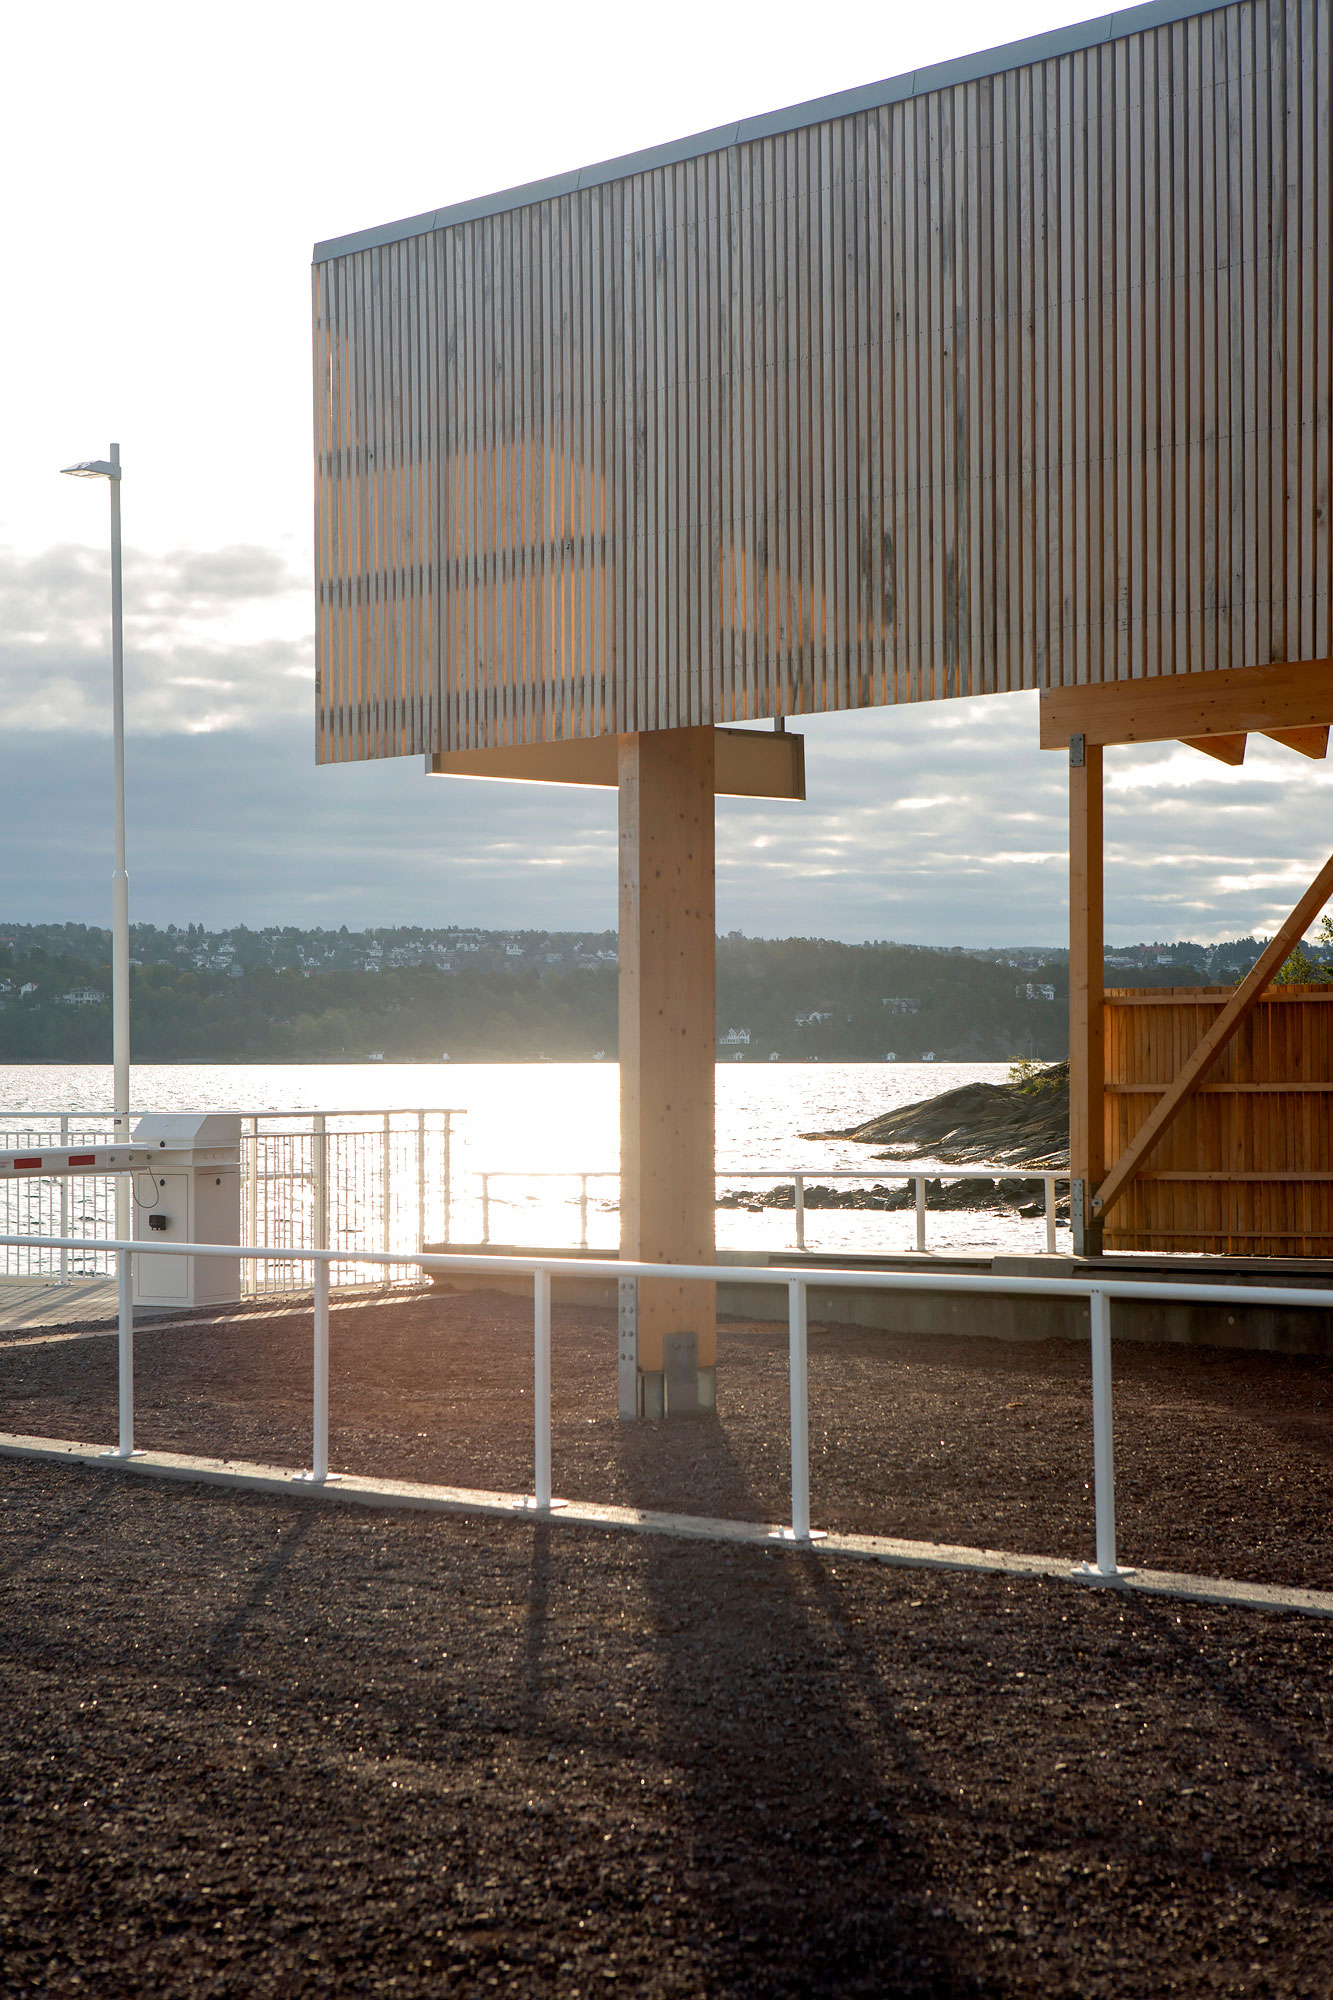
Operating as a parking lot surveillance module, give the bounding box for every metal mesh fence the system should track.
[0,1111,457,1295]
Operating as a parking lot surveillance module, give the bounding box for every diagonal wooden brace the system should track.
[1094,850,1333,1222]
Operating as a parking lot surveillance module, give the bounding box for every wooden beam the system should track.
[429,725,805,800]
[617,729,717,1417]
[1039,659,1333,751]
[1263,725,1330,760]
[1181,733,1247,765]
[1068,738,1104,1256]
[1093,850,1333,1222]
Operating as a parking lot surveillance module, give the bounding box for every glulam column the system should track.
[1069,735,1105,1257]
[617,728,717,1418]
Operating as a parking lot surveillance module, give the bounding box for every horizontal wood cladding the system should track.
[1104,985,1333,1254]
[313,0,1332,762]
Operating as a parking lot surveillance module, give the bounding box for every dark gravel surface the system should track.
[1,1294,1331,1995]
[3,1289,1331,1589]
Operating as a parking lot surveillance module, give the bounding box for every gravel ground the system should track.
[1,1293,1331,1995]
[3,1288,1331,1589]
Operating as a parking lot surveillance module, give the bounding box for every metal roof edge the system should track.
[312,0,1232,264]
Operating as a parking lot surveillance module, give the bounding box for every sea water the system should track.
[0,1061,1068,1258]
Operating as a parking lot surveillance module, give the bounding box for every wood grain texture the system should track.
[1039,658,1333,747]
[313,0,1333,762]
[1069,744,1105,1254]
[1105,985,1333,1253]
[1181,733,1249,764]
[1097,850,1333,1220]
[617,729,717,1370]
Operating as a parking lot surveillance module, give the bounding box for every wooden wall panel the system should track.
[313,0,1333,762]
[1104,985,1333,1254]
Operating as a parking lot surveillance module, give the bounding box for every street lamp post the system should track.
[61,444,134,1451]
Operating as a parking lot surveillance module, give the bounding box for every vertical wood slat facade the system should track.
[313,0,1332,764]
[1104,985,1333,1254]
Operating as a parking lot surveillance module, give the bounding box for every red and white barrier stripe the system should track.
[0,1148,155,1177]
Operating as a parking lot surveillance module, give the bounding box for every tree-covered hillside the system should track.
[0,923,1280,1063]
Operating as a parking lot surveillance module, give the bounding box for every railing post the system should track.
[416,1109,427,1253]
[246,1116,260,1297]
[115,1241,134,1457]
[788,1277,810,1540]
[313,1254,330,1483]
[481,1174,491,1245]
[794,1173,806,1253]
[382,1111,392,1281]
[58,1115,69,1286]
[1089,1287,1118,1576]
[312,1113,328,1263]
[578,1175,589,1251]
[534,1268,552,1508]
[914,1176,927,1253]
[442,1112,453,1245]
[1045,1176,1058,1255]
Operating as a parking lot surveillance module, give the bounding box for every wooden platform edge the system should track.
[428,726,805,800]
[2,1434,1329,1622]
[1039,659,1333,750]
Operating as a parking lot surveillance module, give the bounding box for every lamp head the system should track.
[61,459,121,480]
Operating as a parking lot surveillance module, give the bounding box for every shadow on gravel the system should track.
[0,1482,113,1579]
[209,1511,317,1662]
[612,1409,973,1996]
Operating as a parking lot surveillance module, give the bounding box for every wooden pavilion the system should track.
[312,0,1332,1414]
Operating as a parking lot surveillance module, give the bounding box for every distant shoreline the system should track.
[0,1055,1029,1068]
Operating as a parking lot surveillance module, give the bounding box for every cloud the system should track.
[2,539,1331,943]
[0,540,311,739]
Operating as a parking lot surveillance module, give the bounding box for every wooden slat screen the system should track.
[1104,985,1333,1254]
[313,0,1332,762]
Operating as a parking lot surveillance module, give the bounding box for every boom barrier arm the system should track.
[0,1148,155,1177]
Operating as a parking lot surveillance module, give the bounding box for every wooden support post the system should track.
[617,728,717,1419]
[1068,735,1105,1257]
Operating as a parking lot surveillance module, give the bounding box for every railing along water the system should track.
[475,1166,1069,1256]
[0,1109,461,1293]
[4,1228,1330,1609]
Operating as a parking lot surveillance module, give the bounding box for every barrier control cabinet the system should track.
[130,1114,241,1308]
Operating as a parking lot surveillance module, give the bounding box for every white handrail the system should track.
[3,1109,463,1296]
[1,1106,466,1122]
[3,1227,1329,1582]
[476,1164,1068,1254]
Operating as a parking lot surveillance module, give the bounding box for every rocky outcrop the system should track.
[802,1062,1069,1169]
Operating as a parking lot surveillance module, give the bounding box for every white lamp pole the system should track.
[61,443,135,1452]
[60,442,131,1181]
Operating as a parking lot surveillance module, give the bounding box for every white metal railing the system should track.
[0,1109,462,1294]
[476,1166,1069,1255]
[0,1116,118,1281]
[2,1228,1325,1588]
[241,1109,460,1294]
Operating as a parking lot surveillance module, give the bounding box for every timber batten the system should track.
[1104,987,1333,1255]
[313,0,1333,764]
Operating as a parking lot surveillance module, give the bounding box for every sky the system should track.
[2,0,1328,947]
